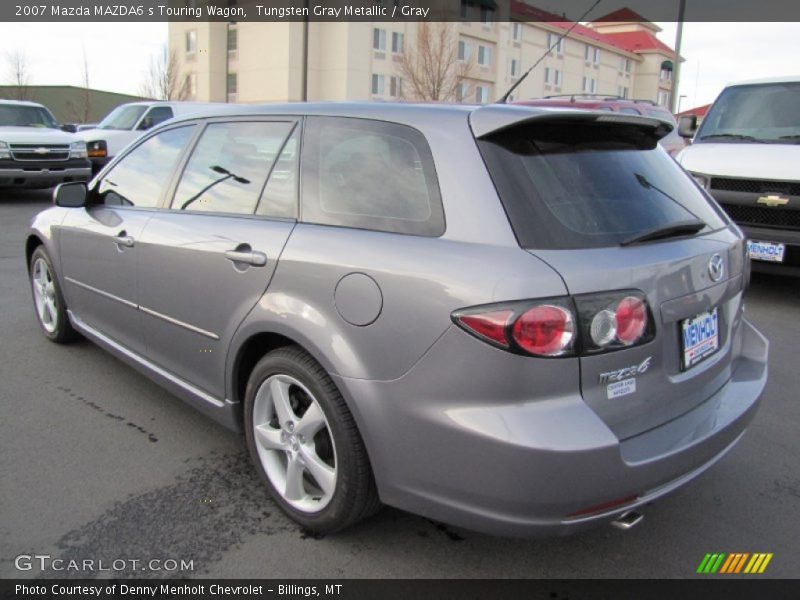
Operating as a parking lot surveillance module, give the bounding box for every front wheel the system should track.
[29,246,79,343]
[244,346,380,533]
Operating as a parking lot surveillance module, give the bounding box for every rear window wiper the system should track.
[698,134,768,143]
[621,219,706,246]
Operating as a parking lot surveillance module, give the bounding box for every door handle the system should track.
[224,249,267,267]
[114,231,135,248]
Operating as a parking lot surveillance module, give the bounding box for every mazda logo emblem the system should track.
[708,253,724,282]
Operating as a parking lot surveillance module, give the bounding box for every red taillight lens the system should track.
[615,296,647,344]
[456,310,513,347]
[512,305,574,356]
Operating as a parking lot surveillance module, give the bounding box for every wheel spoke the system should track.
[254,424,283,451]
[296,402,325,439]
[300,445,336,496]
[45,299,56,324]
[270,377,295,425]
[284,454,305,501]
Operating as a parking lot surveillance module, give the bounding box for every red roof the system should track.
[591,8,652,22]
[597,30,676,57]
[509,1,675,57]
[677,104,711,118]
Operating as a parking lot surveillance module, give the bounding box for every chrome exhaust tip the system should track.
[611,510,644,530]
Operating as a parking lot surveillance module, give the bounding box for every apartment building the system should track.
[169,2,678,107]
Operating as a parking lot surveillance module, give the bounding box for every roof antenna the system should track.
[496,0,604,104]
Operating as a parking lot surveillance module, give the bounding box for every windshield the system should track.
[98,105,147,130]
[696,81,800,143]
[0,104,59,128]
[478,121,727,249]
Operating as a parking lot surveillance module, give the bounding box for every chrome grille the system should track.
[9,143,70,161]
[720,203,800,230]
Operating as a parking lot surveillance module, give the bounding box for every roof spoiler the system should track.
[470,104,673,140]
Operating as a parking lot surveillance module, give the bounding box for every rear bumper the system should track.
[336,318,768,537]
[0,166,91,188]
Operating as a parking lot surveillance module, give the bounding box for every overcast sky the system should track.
[0,21,797,110]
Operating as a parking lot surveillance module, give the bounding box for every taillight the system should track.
[453,290,654,358]
[512,305,574,356]
[453,299,576,357]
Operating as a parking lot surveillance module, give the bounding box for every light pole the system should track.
[670,0,687,113]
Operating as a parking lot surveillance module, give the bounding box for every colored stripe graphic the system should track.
[700,553,774,574]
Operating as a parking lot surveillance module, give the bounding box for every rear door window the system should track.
[171,121,295,215]
[301,116,444,236]
[478,120,727,249]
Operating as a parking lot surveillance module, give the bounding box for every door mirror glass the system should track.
[53,182,88,207]
[678,115,698,138]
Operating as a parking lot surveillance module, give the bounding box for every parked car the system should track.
[513,95,688,157]
[76,101,220,172]
[0,99,90,189]
[677,76,800,275]
[26,103,767,536]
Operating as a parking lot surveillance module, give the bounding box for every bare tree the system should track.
[67,47,92,123]
[395,22,474,102]
[5,50,31,100]
[139,46,189,101]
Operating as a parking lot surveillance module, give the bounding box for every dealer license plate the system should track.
[747,240,785,262]
[681,308,719,370]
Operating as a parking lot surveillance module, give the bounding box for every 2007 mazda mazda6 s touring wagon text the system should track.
[25,103,768,536]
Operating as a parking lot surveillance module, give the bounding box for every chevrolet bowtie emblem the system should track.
[757,194,789,207]
[33,147,50,155]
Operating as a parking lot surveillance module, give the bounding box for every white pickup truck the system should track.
[76,101,221,173]
[677,76,800,275]
[0,100,90,189]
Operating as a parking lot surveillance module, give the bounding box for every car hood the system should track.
[0,126,79,144]
[75,128,133,142]
[677,142,800,180]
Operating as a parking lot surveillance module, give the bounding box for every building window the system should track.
[227,72,237,97]
[545,68,561,86]
[392,32,404,54]
[480,7,492,25]
[512,22,522,41]
[390,76,402,98]
[475,85,489,103]
[544,67,550,84]
[457,82,469,102]
[458,40,471,61]
[227,26,237,53]
[477,45,492,67]
[184,72,197,99]
[554,69,562,86]
[585,45,600,63]
[547,33,564,54]
[620,57,632,73]
[582,76,597,94]
[658,90,670,106]
[372,74,386,96]
[660,67,673,81]
[617,85,629,99]
[373,28,386,52]
[460,0,468,19]
[185,30,197,55]
[510,58,519,77]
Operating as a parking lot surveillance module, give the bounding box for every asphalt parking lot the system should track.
[1,190,798,580]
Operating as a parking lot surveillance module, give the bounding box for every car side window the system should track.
[96,126,195,208]
[302,116,444,236]
[139,106,174,130]
[256,126,300,219]
[171,121,294,215]
[619,108,641,115]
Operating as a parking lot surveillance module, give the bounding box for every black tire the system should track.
[29,246,80,344]
[244,345,381,533]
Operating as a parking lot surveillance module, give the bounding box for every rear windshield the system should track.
[478,121,727,249]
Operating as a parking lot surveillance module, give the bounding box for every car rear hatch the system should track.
[472,106,747,440]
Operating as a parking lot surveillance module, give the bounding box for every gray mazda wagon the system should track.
[26,103,768,536]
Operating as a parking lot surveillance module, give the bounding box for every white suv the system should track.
[77,101,221,172]
[0,100,90,189]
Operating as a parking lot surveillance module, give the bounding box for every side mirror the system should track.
[53,182,88,208]
[138,116,154,131]
[678,115,698,138]
[61,123,78,133]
